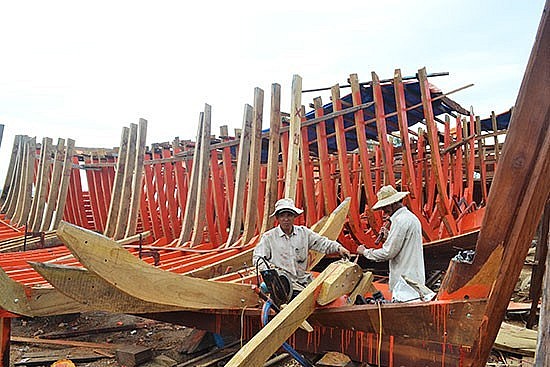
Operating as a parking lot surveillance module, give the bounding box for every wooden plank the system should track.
[461,5,550,365]
[284,74,302,200]
[306,197,350,270]
[475,116,488,202]
[191,105,212,245]
[104,127,130,237]
[312,97,337,215]
[495,323,537,357]
[52,139,75,230]
[393,69,420,210]
[0,265,85,317]
[4,136,24,218]
[126,118,148,237]
[535,215,550,366]
[347,271,374,304]
[491,111,500,166]
[330,85,372,245]
[57,221,260,309]
[418,68,457,237]
[152,149,174,241]
[299,105,317,226]
[179,113,204,244]
[15,137,37,227]
[0,317,10,367]
[115,345,152,367]
[226,104,253,246]
[0,135,21,206]
[210,149,227,243]
[350,73,379,229]
[371,72,395,185]
[11,336,121,350]
[225,261,362,367]
[29,137,53,231]
[527,201,549,328]
[317,261,362,305]
[114,123,138,240]
[260,84,281,234]
[143,160,162,240]
[243,88,264,243]
[467,113,476,203]
[29,262,182,314]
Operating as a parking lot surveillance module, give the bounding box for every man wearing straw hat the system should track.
[356,185,426,301]
[253,198,350,297]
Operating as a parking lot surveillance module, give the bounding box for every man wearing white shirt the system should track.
[253,198,350,296]
[357,185,426,301]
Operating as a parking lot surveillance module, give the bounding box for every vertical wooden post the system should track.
[535,213,549,366]
[114,123,138,240]
[29,137,53,231]
[299,105,317,226]
[3,136,24,217]
[226,104,253,246]
[40,138,65,231]
[491,111,500,166]
[526,200,549,328]
[179,114,204,244]
[261,83,281,234]
[475,116,488,202]
[331,85,373,246]
[126,118,148,237]
[371,71,395,186]
[418,67,457,236]
[350,74,379,229]
[191,104,212,246]
[210,148,227,243]
[0,135,21,206]
[104,127,130,237]
[153,149,173,241]
[312,97,337,215]
[14,137,36,226]
[393,69,420,211]
[52,138,75,229]
[143,161,162,240]
[243,88,264,243]
[0,317,10,367]
[454,115,464,201]
[284,74,302,200]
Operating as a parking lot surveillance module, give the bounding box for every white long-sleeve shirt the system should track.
[363,206,425,293]
[253,225,343,291]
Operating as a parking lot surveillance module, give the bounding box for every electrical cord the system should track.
[262,300,314,367]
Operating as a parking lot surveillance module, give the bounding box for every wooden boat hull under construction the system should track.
[135,298,487,366]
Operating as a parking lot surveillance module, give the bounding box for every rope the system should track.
[377,301,382,367]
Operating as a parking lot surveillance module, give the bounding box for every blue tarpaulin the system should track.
[258,81,511,162]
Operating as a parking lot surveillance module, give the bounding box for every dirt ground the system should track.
[9,311,305,367]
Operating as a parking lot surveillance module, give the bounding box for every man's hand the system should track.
[356,245,367,256]
[338,246,351,258]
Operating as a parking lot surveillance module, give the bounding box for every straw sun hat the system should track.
[371,185,410,210]
[270,198,304,217]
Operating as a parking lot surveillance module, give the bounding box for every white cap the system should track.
[270,198,304,217]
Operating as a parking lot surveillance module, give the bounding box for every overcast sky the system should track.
[0,0,545,182]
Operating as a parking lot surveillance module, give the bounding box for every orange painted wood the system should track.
[371,72,395,186]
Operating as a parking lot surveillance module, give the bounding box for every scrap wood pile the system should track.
[1,47,548,367]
